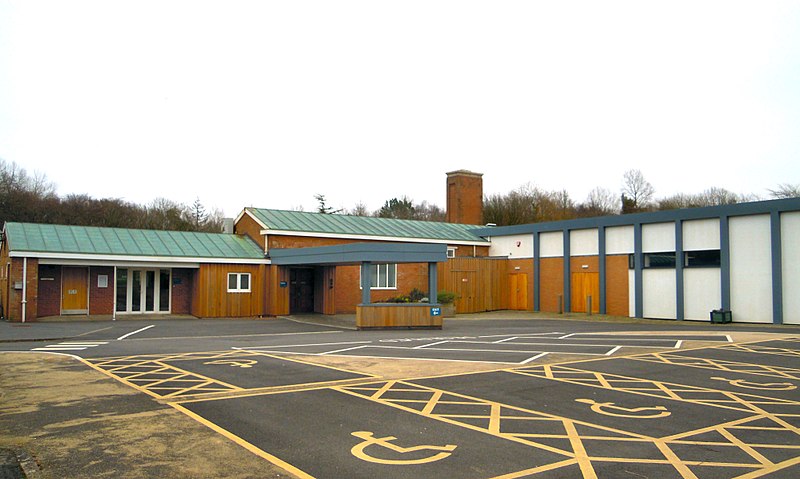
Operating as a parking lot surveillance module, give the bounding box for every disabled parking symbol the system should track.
[576,398,671,418]
[350,431,457,465]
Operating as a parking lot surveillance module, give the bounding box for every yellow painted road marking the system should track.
[203,359,258,368]
[350,431,456,465]
[170,403,315,479]
[711,376,797,391]
[575,398,671,419]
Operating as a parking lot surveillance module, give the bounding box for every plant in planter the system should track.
[437,290,458,317]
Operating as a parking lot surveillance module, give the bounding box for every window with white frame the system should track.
[227,272,251,292]
[360,263,397,289]
[447,247,457,258]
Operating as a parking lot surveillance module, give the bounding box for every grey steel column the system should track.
[599,226,606,315]
[428,262,438,304]
[533,233,540,312]
[563,229,571,313]
[771,211,783,324]
[360,262,371,305]
[675,220,684,321]
[720,216,731,311]
[634,222,643,318]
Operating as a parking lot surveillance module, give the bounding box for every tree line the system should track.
[0,159,224,232]
[320,169,799,227]
[2,158,797,231]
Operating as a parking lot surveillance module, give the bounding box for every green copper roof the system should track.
[246,208,488,243]
[3,222,265,260]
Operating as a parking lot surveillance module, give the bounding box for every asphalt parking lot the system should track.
[1,315,799,478]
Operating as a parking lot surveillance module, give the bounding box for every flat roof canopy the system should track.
[269,242,447,266]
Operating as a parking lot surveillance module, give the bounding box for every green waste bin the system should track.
[710,309,732,324]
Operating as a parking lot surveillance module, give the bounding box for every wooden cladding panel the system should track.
[437,257,511,314]
[267,265,290,316]
[192,264,266,318]
[357,304,442,329]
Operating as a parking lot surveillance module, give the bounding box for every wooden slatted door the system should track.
[62,267,89,314]
[508,273,528,310]
[571,272,600,313]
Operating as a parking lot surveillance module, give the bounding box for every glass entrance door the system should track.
[116,269,171,314]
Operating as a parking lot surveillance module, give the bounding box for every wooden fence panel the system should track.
[438,257,510,314]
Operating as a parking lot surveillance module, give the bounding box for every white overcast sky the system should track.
[1,1,798,218]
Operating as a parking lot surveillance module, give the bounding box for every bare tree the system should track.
[348,202,370,216]
[769,183,800,199]
[621,169,655,213]
[580,187,618,216]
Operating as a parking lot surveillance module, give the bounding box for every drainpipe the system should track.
[112,266,117,321]
[21,257,27,323]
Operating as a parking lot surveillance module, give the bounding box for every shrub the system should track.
[437,291,457,304]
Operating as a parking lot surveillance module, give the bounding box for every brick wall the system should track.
[5,258,39,321]
[334,263,429,314]
[89,267,114,315]
[539,257,564,313]
[37,265,61,318]
[171,268,193,314]
[446,170,483,225]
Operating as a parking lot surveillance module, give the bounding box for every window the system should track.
[360,263,397,289]
[447,247,457,258]
[227,273,251,292]
[628,252,677,269]
[684,250,721,267]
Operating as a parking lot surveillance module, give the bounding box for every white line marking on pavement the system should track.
[605,346,622,356]
[414,341,449,349]
[233,341,372,350]
[117,325,155,340]
[559,333,576,339]
[493,337,518,344]
[726,335,733,343]
[519,352,549,365]
[319,345,370,355]
[674,340,683,348]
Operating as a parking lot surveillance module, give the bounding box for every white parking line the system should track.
[605,346,622,356]
[319,345,370,355]
[414,341,449,349]
[234,341,372,350]
[117,325,155,340]
[674,340,683,348]
[493,337,518,344]
[519,352,549,365]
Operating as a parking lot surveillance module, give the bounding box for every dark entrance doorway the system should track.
[290,268,315,314]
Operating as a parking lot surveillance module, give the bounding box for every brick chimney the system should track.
[446,170,483,225]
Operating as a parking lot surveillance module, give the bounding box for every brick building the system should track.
[2,171,799,325]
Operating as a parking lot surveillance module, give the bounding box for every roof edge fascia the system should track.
[259,229,488,246]
[9,251,270,265]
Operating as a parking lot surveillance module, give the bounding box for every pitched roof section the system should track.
[246,208,489,244]
[4,223,265,260]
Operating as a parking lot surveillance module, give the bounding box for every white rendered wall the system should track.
[628,270,636,317]
[607,226,634,254]
[643,269,677,319]
[540,231,564,258]
[489,234,533,258]
[570,229,598,256]
[683,219,720,251]
[643,222,675,253]
[684,268,722,321]
[730,215,772,323]
[782,212,800,325]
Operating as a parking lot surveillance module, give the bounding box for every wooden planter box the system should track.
[356,304,444,330]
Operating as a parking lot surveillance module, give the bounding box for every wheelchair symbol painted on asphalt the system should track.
[711,377,797,390]
[350,431,457,465]
[203,359,258,368]
[575,398,671,418]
